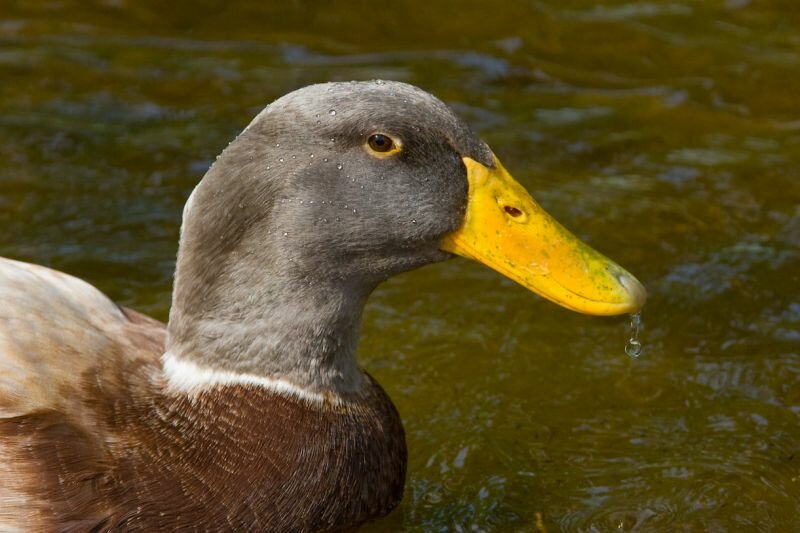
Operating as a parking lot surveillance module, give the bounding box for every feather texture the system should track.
[0,258,405,530]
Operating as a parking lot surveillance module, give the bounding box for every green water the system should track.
[1,1,799,530]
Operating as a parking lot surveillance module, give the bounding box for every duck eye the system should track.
[368,134,393,152]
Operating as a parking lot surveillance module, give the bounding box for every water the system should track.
[625,312,643,358]
[1,1,799,530]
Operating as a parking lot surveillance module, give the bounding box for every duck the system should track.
[0,81,645,531]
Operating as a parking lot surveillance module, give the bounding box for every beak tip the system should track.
[617,272,647,312]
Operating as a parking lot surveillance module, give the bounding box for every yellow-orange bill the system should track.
[441,156,646,316]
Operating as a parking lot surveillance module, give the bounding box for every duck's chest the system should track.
[105,382,407,531]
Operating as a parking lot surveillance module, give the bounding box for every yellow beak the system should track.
[441,156,646,316]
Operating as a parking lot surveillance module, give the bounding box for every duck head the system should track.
[166,81,645,395]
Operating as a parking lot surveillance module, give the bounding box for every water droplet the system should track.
[275,143,280,147]
[335,216,340,222]
[411,219,417,224]
[330,137,335,143]
[353,209,357,214]
[323,158,328,162]
[337,164,343,170]
[625,312,643,358]
[279,158,284,162]
[310,154,314,158]
[376,79,385,85]
[625,340,642,358]
[291,155,296,159]
[329,109,336,116]
[266,165,271,170]
[282,231,288,237]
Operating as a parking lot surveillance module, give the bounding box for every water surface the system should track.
[1,1,799,530]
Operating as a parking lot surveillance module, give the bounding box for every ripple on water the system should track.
[3,2,800,531]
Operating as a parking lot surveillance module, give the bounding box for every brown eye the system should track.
[368,134,393,153]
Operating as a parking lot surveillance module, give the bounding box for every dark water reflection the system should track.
[1,1,799,530]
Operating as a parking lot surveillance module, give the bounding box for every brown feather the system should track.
[0,259,406,531]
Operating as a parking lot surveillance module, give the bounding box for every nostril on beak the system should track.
[504,205,522,218]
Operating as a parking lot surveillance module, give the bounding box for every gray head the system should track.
[166,81,494,393]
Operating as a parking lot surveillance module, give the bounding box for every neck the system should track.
[165,160,375,395]
[167,255,371,394]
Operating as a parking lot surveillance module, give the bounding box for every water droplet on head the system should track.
[329,109,336,116]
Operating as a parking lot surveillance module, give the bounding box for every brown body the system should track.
[0,260,405,531]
